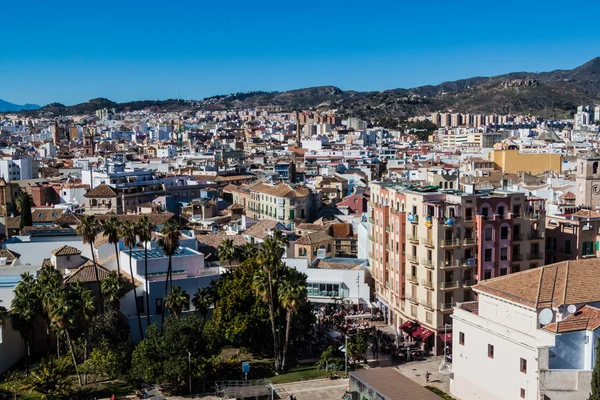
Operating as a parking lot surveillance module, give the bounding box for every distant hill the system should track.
[17,57,600,119]
[0,99,40,112]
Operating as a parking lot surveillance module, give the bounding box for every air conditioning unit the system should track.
[467,258,476,266]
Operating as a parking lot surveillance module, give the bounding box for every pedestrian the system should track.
[110,395,116,400]
[425,371,431,383]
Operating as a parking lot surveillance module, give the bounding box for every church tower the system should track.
[576,150,600,207]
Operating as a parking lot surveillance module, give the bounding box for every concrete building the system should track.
[0,156,33,182]
[545,209,600,264]
[451,259,600,400]
[575,149,600,208]
[491,150,562,175]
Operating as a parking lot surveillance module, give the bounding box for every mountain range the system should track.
[9,57,600,120]
[0,99,40,112]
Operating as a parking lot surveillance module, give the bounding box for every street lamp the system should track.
[188,351,192,394]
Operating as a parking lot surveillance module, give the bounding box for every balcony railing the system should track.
[462,258,477,267]
[523,212,544,221]
[512,254,523,261]
[464,215,474,221]
[407,255,419,264]
[368,217,375,224]
[421,299,434,309]
[386,243,390,251]
[463,238,477,246]
[407,235,419,243]
[440,260,461,269]
[463,279,477,287]
[406,294,419,304]
[422,259,434,269]
[513,233,523,241]
[440,239,460,248]
[527,252,544,260]
[422,237,434,247]
[528,231,545,240]
[409,215,419,224]
[386,225,391,233]
[440,280,460,290]
[421,279,434,289]
[407,274,418,284]
[440,302,456,311]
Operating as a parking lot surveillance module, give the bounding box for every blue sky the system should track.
[2,0,600,106]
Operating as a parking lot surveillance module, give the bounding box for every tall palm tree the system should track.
[278,269,307,372]
[76,215,103,312]
[236,242,257,262]
[158,220,180,327]
[102,216,122,279]
[37,264,63,356]
[16,191,33,231]
[136,215,155,331]
[120,221,144,341]
[253,269,280,371]
[101,271,125,312]
[217,238,236,271]
[164,285,189,319]
[10,273,40,375]
[191,286,214,321]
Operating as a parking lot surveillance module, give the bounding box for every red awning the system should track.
[438,333,453,343]
[412,326,434,341]
[400,321,416,332]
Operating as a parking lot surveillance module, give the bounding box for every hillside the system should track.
[0,99,40,112]
[16,57,600,119]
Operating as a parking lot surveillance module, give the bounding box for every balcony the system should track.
[440,239,460,248]
[386,243,391,251]
[386,225,391,233]
[407,255,419,264]
[463,279,477,287]
[440,280,460,290]
[463,238,477,246]
[421,299,434,309]
[407,274,418,284]
[406,294,419,304]
[369,235,375,242]
[523,212,544,221]
[512,254,523,261]
[407,235,419,243]
[421,279,434,289]
[385,280,390,288]
[527,253,544,260]
[422,237,434,247]
[440,260,461,269]
[528,231,545,240]
[368,217,375,224]
[513,233,523,241]
[464,215,474,222]
[421,259,434,269]
[409,215,419,224]
[440,302,456,311]
[462,258,477,267]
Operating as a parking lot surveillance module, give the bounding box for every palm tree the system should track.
[278,269,307,371]
[16,191,33,231]
[158,220,180,327]
[191,287,214,320]
[76,215,103,312]
[37,264,63,356]
[102,216,122,279]
[101,271,125,311]
[0,299,7,326]
[217,238,236,271]
[120,221,144,341]
[21,357,72,400]
[236,242,257,262]
[136,215,155,331]
[253,269,280,370]
[164,285,189,319]
[10,273,40,375]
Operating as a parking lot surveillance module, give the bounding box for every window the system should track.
[500,268,507,276]
[299,248,307,257]
[156,298,163,315]
[500,226,508,240]
[484,270,492,280]
[66,255,71,261]
[500,247,508,261]
[484,227,493,241]
[520,388,526,399]
[327,244,331,252]
[583,241,595,256]
[459,332,465,345]
[520,358,527,373]
[484,248,492,262]
[136,296,145,314]
[488,344,494,359]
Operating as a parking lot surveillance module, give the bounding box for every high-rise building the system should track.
[368,182,546,354]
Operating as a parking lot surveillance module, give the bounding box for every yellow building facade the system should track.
[490,150,562,174]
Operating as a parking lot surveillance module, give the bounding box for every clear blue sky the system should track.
[2,0,600,106]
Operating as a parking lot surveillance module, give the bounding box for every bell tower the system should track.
[576,150,600,207]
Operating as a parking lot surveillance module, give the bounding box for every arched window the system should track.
[593,162,598,174]
[299,248,307,257]
[449,181,454,189]
[444,182,448,189]
[327,244,331,252]
[439,182,443,188]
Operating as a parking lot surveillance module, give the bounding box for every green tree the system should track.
[192,287,214,321]
[10,272,40,375]
[131,315,217,394]
[347,332,369,365]
[0,299,6,325]
[136,215,155,332]
[101,216,122,279]
[217,238,236,271]
[236,242,257,262]
[278,268,307,371]
[158,220,180,327]
[21,357,73,400]
[16,191,33,231]
[120,221,144,341]
[76,215,103,312]
[79,345,121,383]
[319,346,334,371]
[590,340,600,399]
[165,286,189,319]
[101,271,127,311]
[36,264,63,356]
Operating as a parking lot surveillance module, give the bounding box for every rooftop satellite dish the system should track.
[567,304,577,314]
[538,308,554,326]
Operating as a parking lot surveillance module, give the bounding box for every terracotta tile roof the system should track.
[474,259,600,308]
[63,260,111,284]
[330,223,352,238]
[222,184,239,192]
[573,209,600,218]
[93,212,175,226]
[6,216,21,229]
[51,245,82,256]
[32,209,64,222]
[196,234,247,249]
[296,222,327,232]
[214,175,256,182]
[54,213,81,226]
[84,184,119,198]
[559,191,576,200]
[243,220,284,240]
[543,305,600,333]
[295,231,333,245]
[0,249,19,262]
[248,182,310,198]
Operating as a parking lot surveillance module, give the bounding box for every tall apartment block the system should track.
[368,182,546,354]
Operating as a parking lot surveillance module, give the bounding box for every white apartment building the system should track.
[451,259,600,400]
[0,156,33,182]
